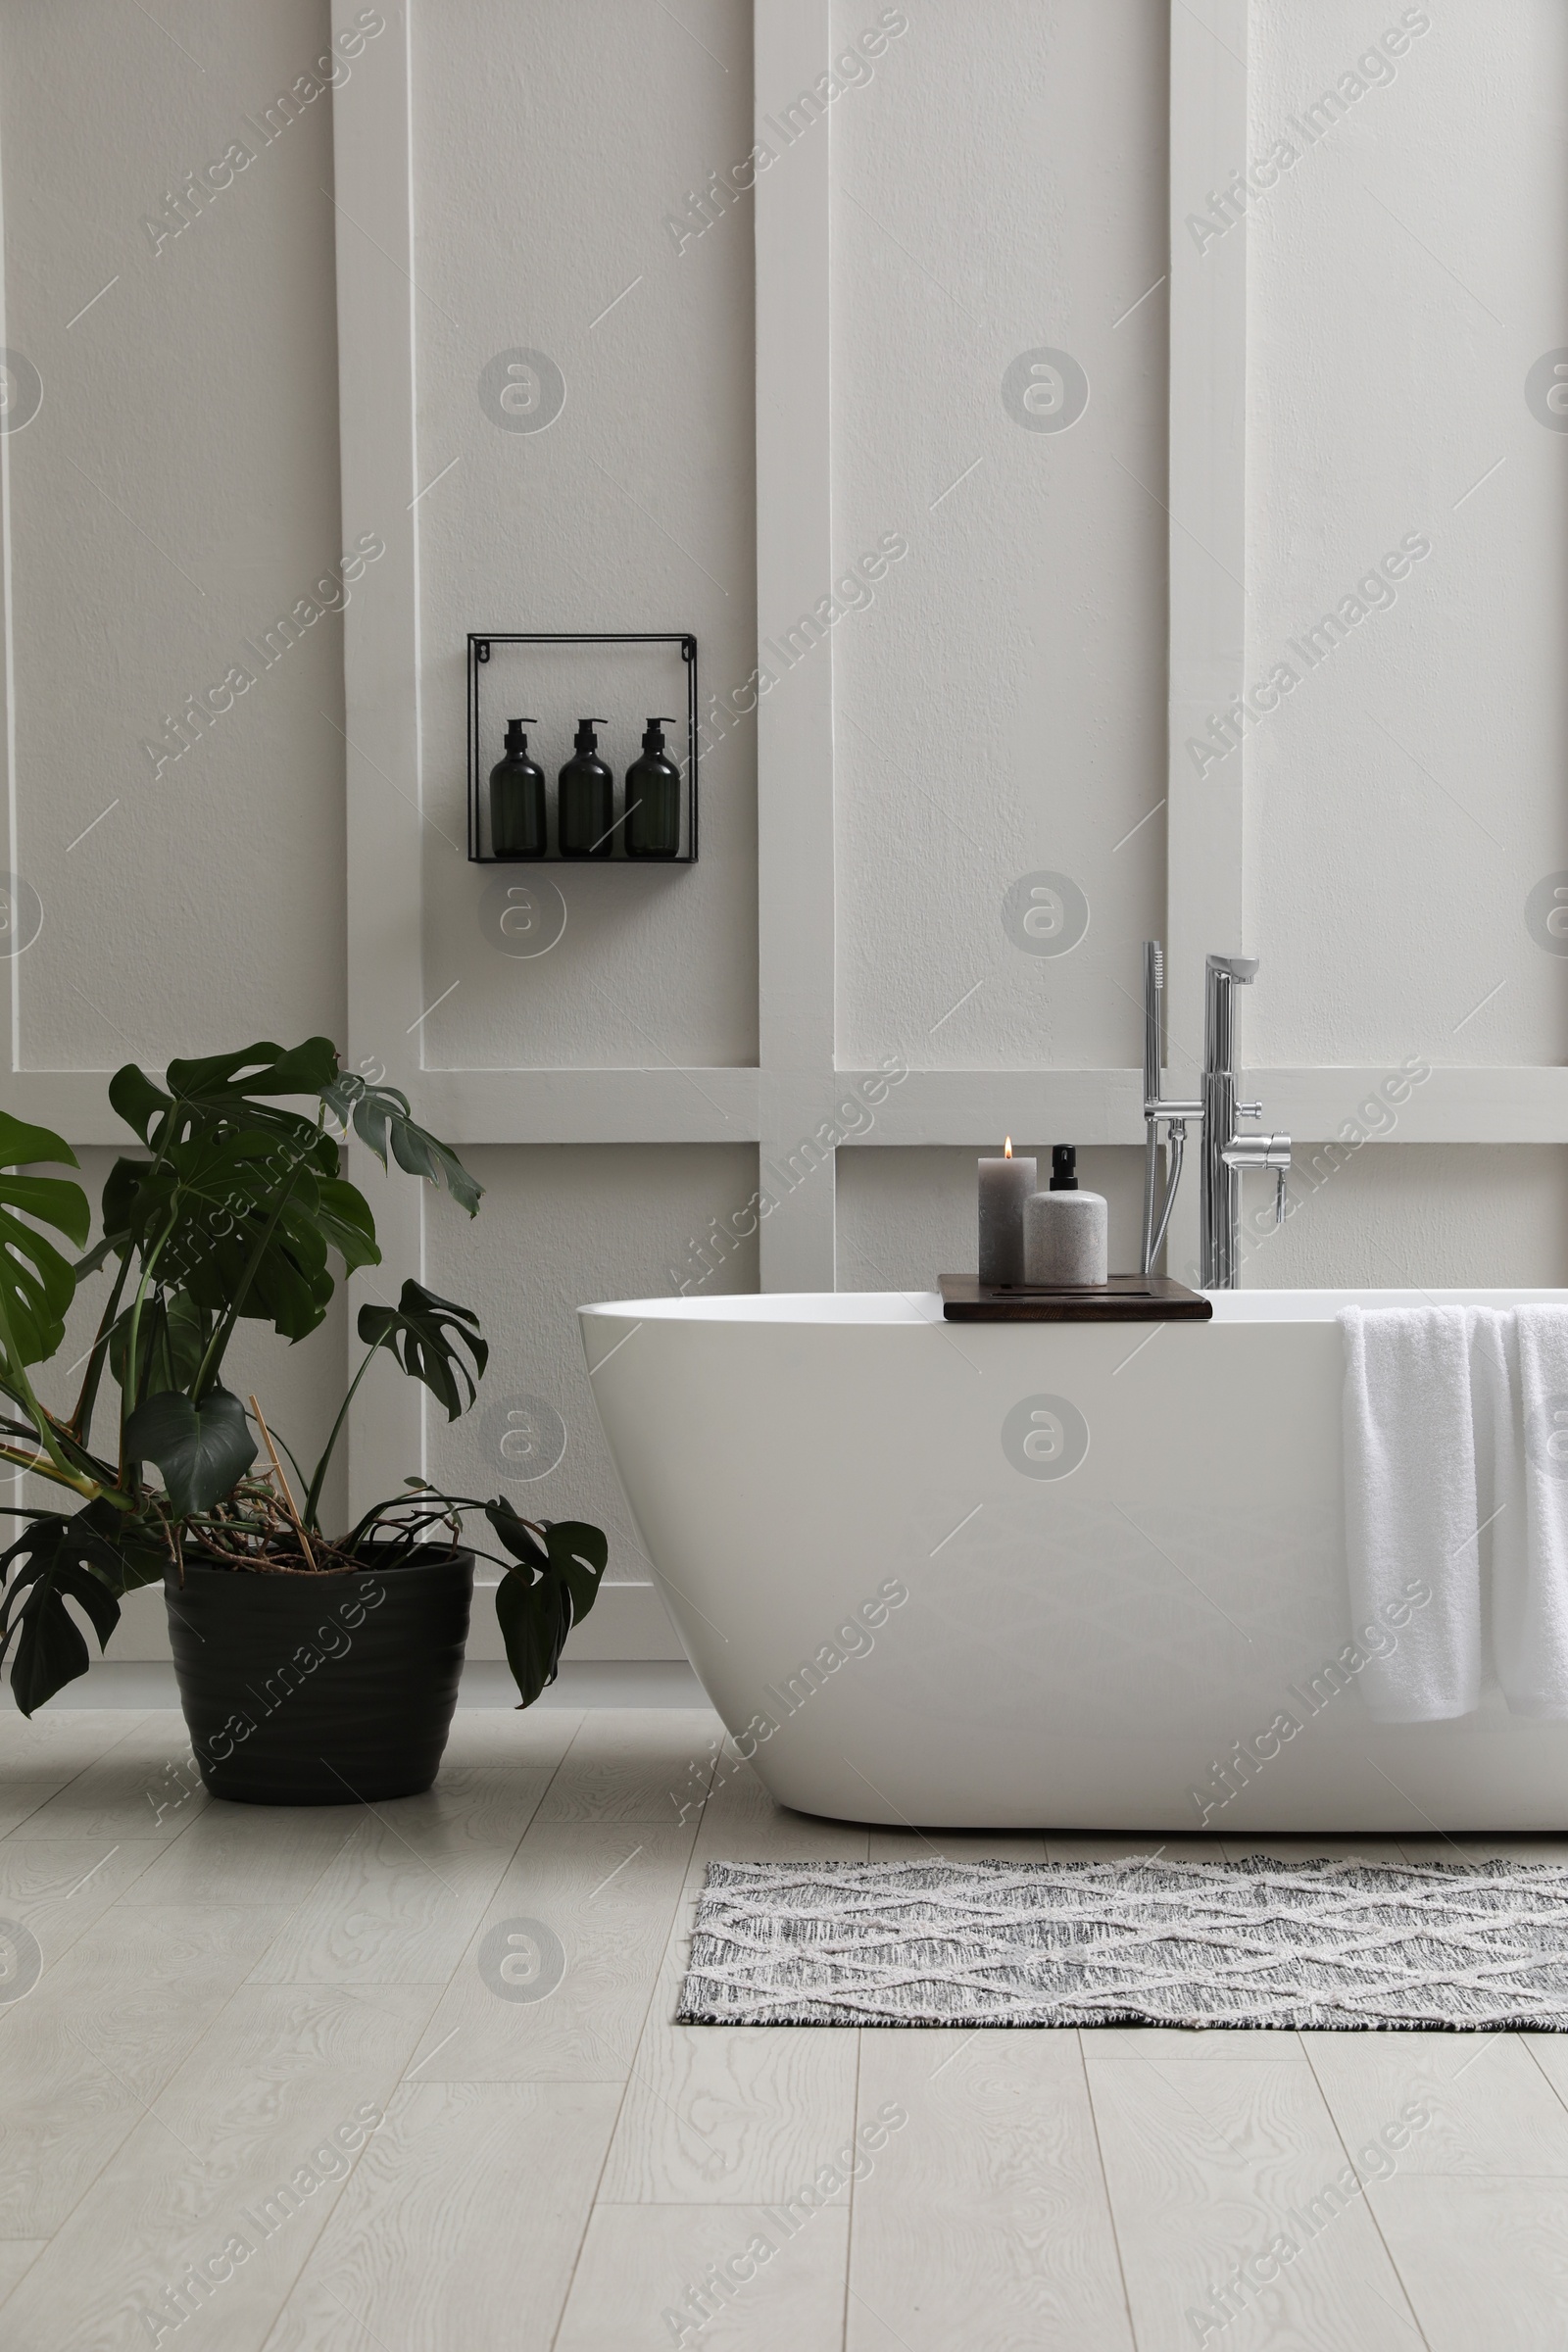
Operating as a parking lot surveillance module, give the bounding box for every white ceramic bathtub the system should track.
[580,1289,1568,1831]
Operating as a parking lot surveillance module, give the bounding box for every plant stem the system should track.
[301,1339,384,1531]
[69,1251,131,1443]
[190,1164,301,1403]
[0,1440,102,1500]
[249,1395,318,1570]
[0,1288,91,1491]
[120,1210,177,1445]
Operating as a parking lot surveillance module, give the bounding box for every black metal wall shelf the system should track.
[466,631,698,864]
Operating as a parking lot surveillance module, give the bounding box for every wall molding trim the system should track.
[17,1062,1568,1152]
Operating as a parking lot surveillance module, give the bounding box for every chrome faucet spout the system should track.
[1200,954,1290,1288]
[1138,944,1292,1287]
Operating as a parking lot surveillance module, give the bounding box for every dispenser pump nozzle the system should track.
[641,716,677,753]
[1051,1145,1078,1192]
[504,717,537,755]
[573,717,608,754]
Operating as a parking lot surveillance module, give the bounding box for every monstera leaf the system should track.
[115,1130,378,1344]
[323,1071,482,1215]
[357,1282,488,1420]
[488,1503,608,1708]
[109,1287,208,1398]
[0,1110,89,1373]
[0,1506,135,1716]
[123,1386,257,1515]
[109,1038,340,1152]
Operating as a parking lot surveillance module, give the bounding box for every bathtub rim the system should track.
[578,1286,1568,1328]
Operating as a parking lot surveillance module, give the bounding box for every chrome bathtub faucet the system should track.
[1139,944,1292,1290]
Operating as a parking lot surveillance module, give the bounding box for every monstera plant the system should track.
[0,1040,606,1801]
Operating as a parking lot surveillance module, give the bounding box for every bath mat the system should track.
[677,1856,1568,2030]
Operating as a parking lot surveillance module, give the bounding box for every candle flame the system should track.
[1004,1136,1012,1157]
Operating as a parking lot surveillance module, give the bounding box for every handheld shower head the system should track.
[1143,941,1164,1104]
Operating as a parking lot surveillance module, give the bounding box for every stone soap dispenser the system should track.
[624,716,681,858]
[489,718,546,858]
[559,717,613,858]
[1023,1146,1108,1287]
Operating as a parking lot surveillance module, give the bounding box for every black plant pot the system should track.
[165,1545,474,1805]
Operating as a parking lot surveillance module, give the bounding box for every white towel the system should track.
[1340,1305,1482,1722]
[1497,1306,1568,1715]
[1465,1305,1523,1699]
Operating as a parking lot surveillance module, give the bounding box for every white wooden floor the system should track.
[0,1705,1565,2349]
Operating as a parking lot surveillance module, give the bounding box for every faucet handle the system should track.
[1274,1166,1288,1230]
[1221,1131,1291,1169]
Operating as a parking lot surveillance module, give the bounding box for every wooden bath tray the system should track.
[940,1274,1212,1322]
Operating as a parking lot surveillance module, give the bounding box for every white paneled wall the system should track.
[831,0,1169,1076]
[1,0,348,1073]
[421,1143,759,1527]
[412,0,760,1075]
[0,0,351,1588]
[836,1143,1147,1295]
[2,1,1565,1665]
[1247,1145,1568,1293]
[1244,0,1568,1071]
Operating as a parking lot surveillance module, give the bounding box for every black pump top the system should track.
[1050,1145,1078,1192]
[572,718,608,755]
[503,717,537,756]
[640,716,677,755]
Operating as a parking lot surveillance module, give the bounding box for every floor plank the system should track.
[0,1903,290,2234]
[436,1707,583,1767]
[1086,2053,1425,2350]
[17,1715,210,1843]
[702,1744,792,1827]
[402,1819,699,2083]
[0,1983,434,2352]
[1519,2032,1568,2114]
[261,2082,619,2352]
[0,2241,46,2309]
[0,1774,106,1841]
[1427,1835,1568,1864]
[0,1711,161,1839]
[1219,1838,1413,1865]
[1305,2029,1568,2179]
[0,1838,158,1962]
[555,2201,850,2352]
[1078,2026,1306,2065]
[1370,2175,1568,2349]
[10,1705,1568,2350]
[847,2029,1134,2351]
[363,1764,560,1852]
[599,1885,858,2202]
[246,1813,532,1988]
[865,1829,1049,1864]
[1044,1835,1218,1864]
[534,1709,726,1826]
[0,1710,146,1764]
[120,1808,355,1909]
[591,1785,871,2202]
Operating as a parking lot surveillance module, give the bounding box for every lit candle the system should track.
[977,1137,1037,1286]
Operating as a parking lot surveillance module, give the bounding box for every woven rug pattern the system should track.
[677,1856,1568,2030]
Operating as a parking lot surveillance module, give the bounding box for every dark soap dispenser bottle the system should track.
[558,717,613,858]
[489,718,546,858]
[624,716,682,858]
